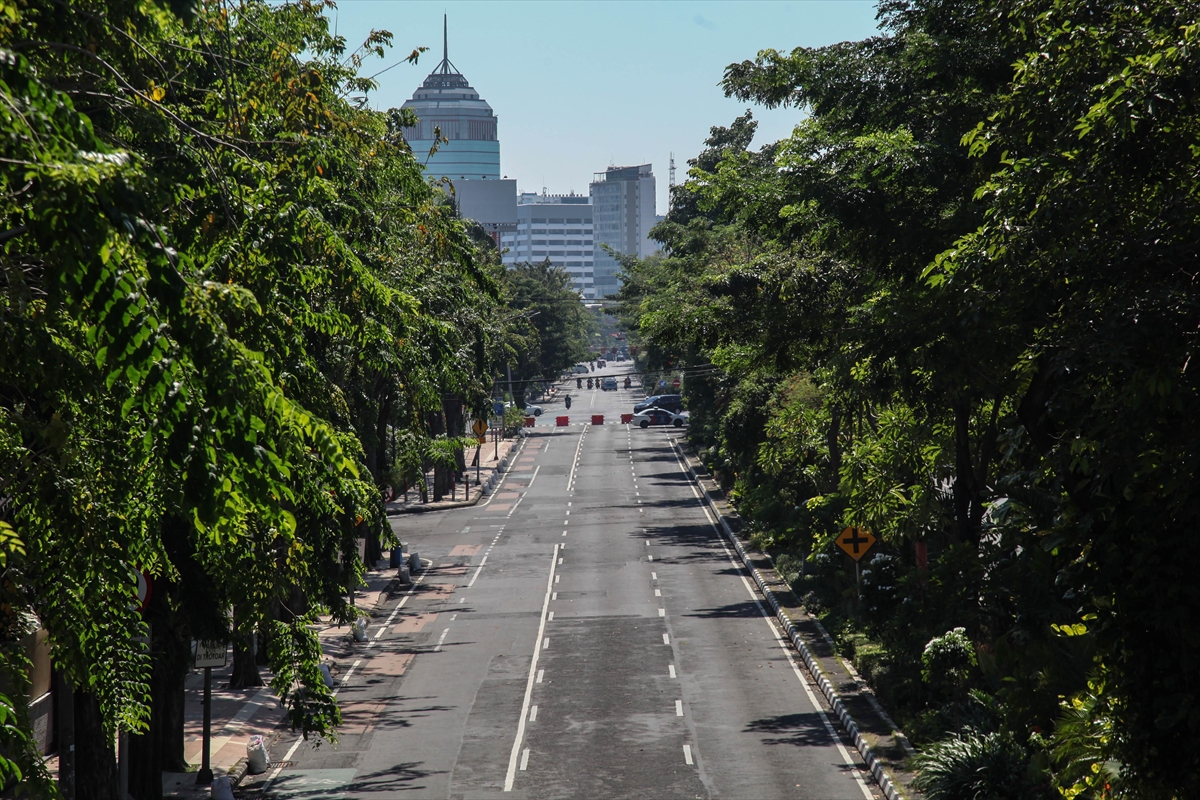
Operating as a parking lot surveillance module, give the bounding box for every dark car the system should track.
[634,394,683,413]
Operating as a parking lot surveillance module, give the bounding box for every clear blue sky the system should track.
[329,1,881,214]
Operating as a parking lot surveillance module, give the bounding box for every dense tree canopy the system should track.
[0,0,526,792]
[619,1,1200,797]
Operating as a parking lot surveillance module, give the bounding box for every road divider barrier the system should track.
[621,413,633,424]
[524,417,535,427]
[556,416,569,426]
[591,414,604,425]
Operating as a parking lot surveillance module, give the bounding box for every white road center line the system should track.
[525,465,540,489]
[504,545,559,792]
[683,744,694,765]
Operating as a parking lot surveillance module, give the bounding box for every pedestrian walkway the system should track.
[384,436,520,514]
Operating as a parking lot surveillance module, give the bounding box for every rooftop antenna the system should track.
[669,152,676,210]
[443,13,448,65]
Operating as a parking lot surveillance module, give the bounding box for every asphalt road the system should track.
[264,364,879,799]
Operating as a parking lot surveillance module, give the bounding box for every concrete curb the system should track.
[673,439,904,800]
[385,437,527,515]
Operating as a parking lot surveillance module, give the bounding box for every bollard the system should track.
[389,548,402,568]
[318,663,335,688]
[621,413,633,424]
[591,414,604,425]
[556,416,569,426]
[397,564,411,585]
[409,552,421,572]
[525,416,535,427]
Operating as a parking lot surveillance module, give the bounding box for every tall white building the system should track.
[590,164,658,298]
[500,193,595,298]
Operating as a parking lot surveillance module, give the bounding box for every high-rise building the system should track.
[590,164,658,298]
[501,193,595,298]
[400,18,500,180]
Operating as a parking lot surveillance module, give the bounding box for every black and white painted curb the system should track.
[673,440,905,800]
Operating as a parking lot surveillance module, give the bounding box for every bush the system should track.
[912,729,1048,800]
[923,627,977,696]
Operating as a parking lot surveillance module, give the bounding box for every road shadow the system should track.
[745,712,836,748]
[346,761,447,793]
[684,599,762,620]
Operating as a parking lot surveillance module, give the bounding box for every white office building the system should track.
[590,164,658,298]
[501,193,595,298]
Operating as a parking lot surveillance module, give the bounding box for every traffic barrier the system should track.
[621,413,633,424]
[556,416,569,426]
[591,414,604,425]
[524,416,535,427]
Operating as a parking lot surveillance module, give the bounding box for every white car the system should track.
[525,404,543,416]
[631,408,687,428]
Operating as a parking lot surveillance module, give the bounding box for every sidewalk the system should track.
[673,438,920,800]
[162,562,401,797]
[384,436,520,514]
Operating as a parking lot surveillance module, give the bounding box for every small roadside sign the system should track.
[836,526,876,562]
[192,640,228,669]
[672,378,681,390]
[472,419,488,437]
[492,401,505,417]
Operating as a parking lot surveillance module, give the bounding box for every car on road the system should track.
[634,394,683,414]
[632,408,687,428]
[601,377,617,391]
[525,405,543,416]
[572,364,589,374]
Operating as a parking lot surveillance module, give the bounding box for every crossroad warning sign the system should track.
[836,526,876,562]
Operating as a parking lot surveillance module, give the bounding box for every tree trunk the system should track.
[74,690,117,800]
[228,608,263,690]
[160,632,191,773]
[952,397,983,544]
[428,410,450,501]
[443,395,467,477]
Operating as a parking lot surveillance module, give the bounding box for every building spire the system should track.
[443,13,448,68]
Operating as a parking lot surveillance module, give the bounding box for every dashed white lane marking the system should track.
[520,748,530,771]
[562,531,567,537]
[543,637,550,649]
[676,700,684,716]
[552,592,557,600]
[659,608,665,617]
[655,589,662,597]
[459,597,465,603]
[450,614,458,621]
[555,575,560,584]
[548,611,555,621]
[467,555,488,588]
[683,744,694,765]
[434,628,450,652]
[645,541,650,546]
[525,465,541,489]
[529,705,538,722]
[648,555,653,561]
[669,664,676,678]
[669,441,874,800]
[565,510,570,516]
[663,633,670,645]
[652,572,658,579]
[558,557,563,565]
[536,670,544,684]
[504,545,559,792]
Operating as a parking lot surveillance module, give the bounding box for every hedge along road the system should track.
[264,365,879,799]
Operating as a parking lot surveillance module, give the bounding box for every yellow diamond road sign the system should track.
[836,526,876,562]
[472,419,488,437]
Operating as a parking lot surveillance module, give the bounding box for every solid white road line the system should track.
[525,465,541,489]
[670,445,874,800]
[504,544,559,792]
[467,555,488,588]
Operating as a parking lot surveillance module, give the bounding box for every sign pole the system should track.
[196,666,213,785]
[856,560,862,604]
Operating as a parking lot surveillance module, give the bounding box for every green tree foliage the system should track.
[1,0,503,789]
[502,259,590,399]
[619,0,1200,795]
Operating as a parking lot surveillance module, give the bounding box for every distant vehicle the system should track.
[573,365,589,374]
[526,405,543,416]
[634,394,683,414]
[597,359,607,368]
[601,377,617,391]
[632,408,687,428]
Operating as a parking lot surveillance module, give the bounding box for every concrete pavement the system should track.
[240,365,881,799]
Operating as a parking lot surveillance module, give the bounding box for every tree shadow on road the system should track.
[745,712,837,748]
[346,761,447,793]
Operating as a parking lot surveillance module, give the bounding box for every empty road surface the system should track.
[261,363,879,799]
